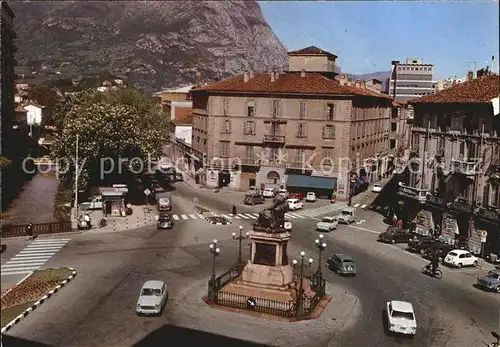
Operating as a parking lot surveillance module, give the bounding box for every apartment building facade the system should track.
[397,74,500,255]
[387,58,436,102]
[188,47,393,200]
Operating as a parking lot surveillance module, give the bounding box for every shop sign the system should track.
[477,207,500,224]
[450,199,473,214]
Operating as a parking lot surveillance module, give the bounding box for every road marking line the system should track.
[251,213,260,217]
[27,241,69,246]
[31,238,71,243]
[288,213,305,219]
[172,215,180,220]
[181,214,188,220]
[361,204,368,209]
[220,214,233,219]
[1,270,35,276]
[24,245,65,250]
[237,214,250,219]
[233,215,241,219]
[17,250,58,256]
[4,259,47,265]
[244,213,257,219]
[9,255,51,260]
[284,213,297,219]
[353,204,360,207]
[346,225,381,235]
[197,214,204,219]
[188,214,197,219]
[0,265,42,272]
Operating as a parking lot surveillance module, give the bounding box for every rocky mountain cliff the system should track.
[11,1,288,89]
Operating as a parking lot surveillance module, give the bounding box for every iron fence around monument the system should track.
[215,291,297,317]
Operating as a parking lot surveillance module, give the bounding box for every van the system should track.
[336,207,356,224]
[80,196,103,210]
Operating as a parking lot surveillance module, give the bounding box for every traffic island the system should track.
[206,216,232,225]
[1,267,77,332]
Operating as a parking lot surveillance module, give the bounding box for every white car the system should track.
[287,198,303,210]
[79,196,103,210]
[263,188,276,198]
[372,183,382,193]
[136,280,169,316]
[386,300,417,336]
[443,249,479,268]
[305,192,316,202]
[336,207,356,224]
[315,216,338,232]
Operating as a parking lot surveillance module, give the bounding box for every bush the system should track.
[53,182,73,221]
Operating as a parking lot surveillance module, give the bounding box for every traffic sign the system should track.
[144,188,151,196]
[481,236,487,243]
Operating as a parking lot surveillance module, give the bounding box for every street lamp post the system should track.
[232,226,249,272]
[314,235,327,296]
[208,239,220,302]
[292,251,313,317]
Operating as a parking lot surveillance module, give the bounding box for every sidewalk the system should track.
[182,173,247,207]
[84,205,156,233]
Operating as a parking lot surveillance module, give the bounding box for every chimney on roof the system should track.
[270,72,275,83]
[300,69,306,78]
[244,72,249,83]
[338,74,347,86]
[467,71,474,81]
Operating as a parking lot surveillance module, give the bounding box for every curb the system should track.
[1,268,77,334]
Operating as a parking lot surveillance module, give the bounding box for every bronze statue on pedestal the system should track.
[255,194,289,232]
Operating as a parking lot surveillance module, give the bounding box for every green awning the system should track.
[286,175,337,190]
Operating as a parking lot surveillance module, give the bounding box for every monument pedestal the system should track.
[219,230,298,303]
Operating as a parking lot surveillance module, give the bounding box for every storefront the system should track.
[474,207,500,256]
[448,198,475,250]
[286,174,337,199]
[102,191,127,217]
[424,194,448,236]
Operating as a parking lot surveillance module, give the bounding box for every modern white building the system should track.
[386,58,436,101]
[24,103,44,125]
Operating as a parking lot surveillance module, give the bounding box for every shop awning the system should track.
[286,175,337,190]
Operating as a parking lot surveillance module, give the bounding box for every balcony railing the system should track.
[263,134,285,143]
[397,184,428,203]
[452,159,477,176]
[241,158,259,166]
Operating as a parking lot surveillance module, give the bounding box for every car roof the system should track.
[321,216,336,220]
[142,280,165,289]
[448,249,468,255]
[287,198,298,202]
[307,192,315,194]
[390,300,414,312]
[333,253,353,260]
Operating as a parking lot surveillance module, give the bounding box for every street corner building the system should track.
[396,72,500,256]
[182,46,398,202]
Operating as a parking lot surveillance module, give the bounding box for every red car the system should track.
[289,192,304,200]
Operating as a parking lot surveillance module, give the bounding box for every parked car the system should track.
[287,198,303,210]
[385,300,417,336]
[372,183,383,193]
[289,192,304,200]
[407,237,437,255]
[157,213,174,229]
[244,194,265,205]
[315,216,338,232]
[157,197,172,211]
[152,180,164,193]
[246,186,259,196]
[175,172,184,181]
[262,188,276,198]
[422,243,455,262]
[136,280,169,316]
[443,249,479,268]
[326,253,356,276]
[378,228,412,244]
[305,192,317,202]
[80,196,103,210]
[476,269,500,292]
[336,207,356,224]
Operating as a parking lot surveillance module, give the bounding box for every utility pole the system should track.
[465,61,477,75]
[74,134,79,219]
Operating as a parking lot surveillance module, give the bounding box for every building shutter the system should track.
[322,125,326,138]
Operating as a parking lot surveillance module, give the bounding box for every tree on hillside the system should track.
[51,88,171,190]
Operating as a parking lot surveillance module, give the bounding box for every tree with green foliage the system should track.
[51,88,171,190]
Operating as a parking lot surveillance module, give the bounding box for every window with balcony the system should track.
[322,124,335,139]
[296,123,307,138]
[272,100,280,118]
[220,142,230,158]
[391,122,397,132]
[244,121,256,135]
[322,149,333,168]
[326,103,335,121]
[299,101,307,119]
[222,98,229,116]
[390,139,396,149]
[450,116,462,131]
[247,100,255,117]
[221,119,231,134]
[296,149,305,164]
[245,146,254,161]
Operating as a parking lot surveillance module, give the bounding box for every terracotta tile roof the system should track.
[192,72,392,101]
[410,74,499,104]
[288,46,337,58]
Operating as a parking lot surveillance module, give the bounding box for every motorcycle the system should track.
[422,264,442,279]
[99,218,107,228]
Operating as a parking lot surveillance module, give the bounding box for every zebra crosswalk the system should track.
[171,212,307,221]
[1,238,71,277]
[352,203,390,211]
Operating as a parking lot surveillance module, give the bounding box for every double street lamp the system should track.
[292,251,313,317]
[314,234,327,277]
[232,226,250,272]
[208,239,221,301]
[348,175,356,207]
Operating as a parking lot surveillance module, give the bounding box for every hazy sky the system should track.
[259,1,499,79]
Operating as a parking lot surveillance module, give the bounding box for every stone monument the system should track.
[219,195,310,303]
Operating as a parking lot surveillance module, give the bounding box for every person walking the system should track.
[232,204,237,216]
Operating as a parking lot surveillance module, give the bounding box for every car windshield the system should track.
[486,272,500,279]
[341,211,352,216]
[342,259,353,264]
[307,193,314,196]
[321,218,333,223]
[392,310,414,320]
[142,288,161,296]
[448,252,458,257]
[159,198,170,204]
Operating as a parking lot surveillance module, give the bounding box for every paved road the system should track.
[3,181,499,347]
